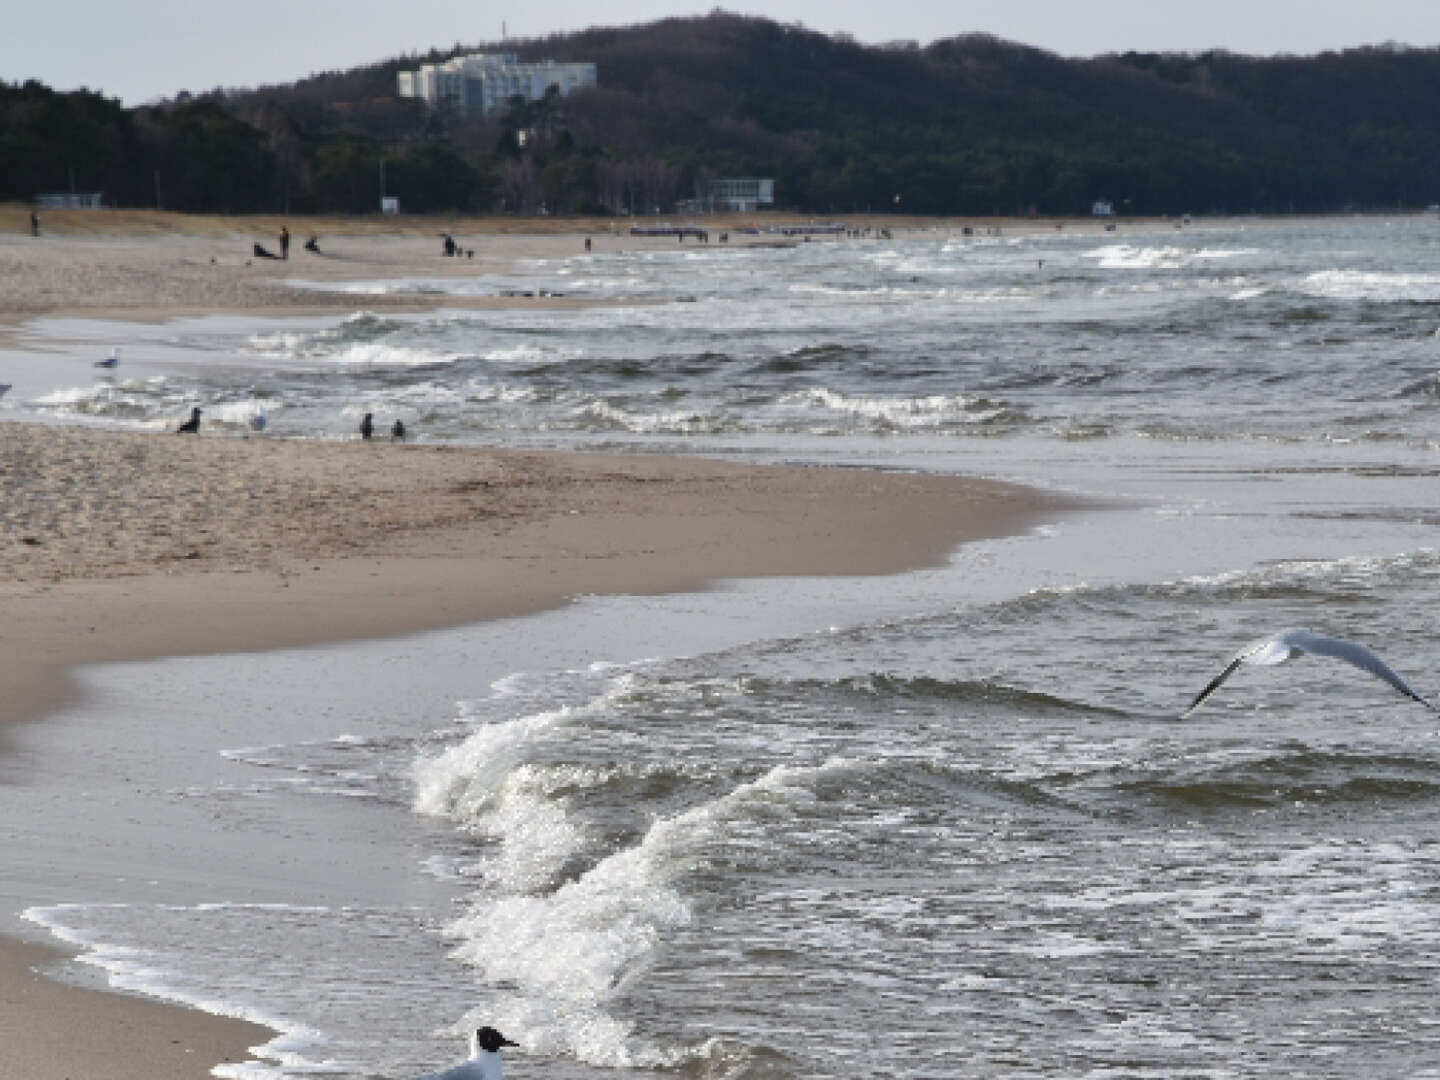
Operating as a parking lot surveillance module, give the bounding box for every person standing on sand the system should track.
[360,412,374,440]
[280,225,290,260]
[30,211,39,237]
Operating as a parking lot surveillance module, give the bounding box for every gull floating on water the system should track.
[413,1026,518,1080]
[95,347,120,369]
[1182,627,1437,718]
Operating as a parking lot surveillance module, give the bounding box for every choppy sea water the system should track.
[3,216,1440,1078]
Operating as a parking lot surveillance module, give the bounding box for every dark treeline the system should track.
[5,12,1440,216]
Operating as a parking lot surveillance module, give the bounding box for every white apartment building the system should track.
[396,52,597,116]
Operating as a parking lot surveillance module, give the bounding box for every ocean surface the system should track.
[3,215,1439,1078]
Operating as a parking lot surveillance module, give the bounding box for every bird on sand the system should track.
[176,406,201,434]
[95,347,120,369]
[1182,627,1436,718]
[413,1026,518,1080]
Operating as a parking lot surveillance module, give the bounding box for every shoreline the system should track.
[0,224,1103,1079]
[1,425,1089,732]
[0,936,271,1080]
[0,419,1096,1080]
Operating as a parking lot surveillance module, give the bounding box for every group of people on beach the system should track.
[251,225,319,260]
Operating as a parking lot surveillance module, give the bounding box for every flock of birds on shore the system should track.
[87,345,406,442]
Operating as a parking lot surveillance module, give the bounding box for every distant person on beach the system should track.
[304,234,320,253]
[280,225,290,260]
[176,407,201,434]
[443,234,457,257]
[391,419,406,441]
[30,211,39,237]
[253,242,279,259]
[360,412,374,440]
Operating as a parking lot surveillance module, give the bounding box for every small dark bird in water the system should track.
[176,407,201,434]
[95,347,120,369]
[360,412,374,440]
[391,419,406,441]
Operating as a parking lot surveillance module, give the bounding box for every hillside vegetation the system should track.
[5,13,1439,216]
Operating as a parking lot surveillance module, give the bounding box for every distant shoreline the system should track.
[10,202,1415,242]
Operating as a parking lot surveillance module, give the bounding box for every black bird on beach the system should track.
[360,412,374,440]
[176,407,201,434]
[391,419,406,441]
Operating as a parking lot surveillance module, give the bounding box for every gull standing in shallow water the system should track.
[1182,627,1437,717]
[413,1026,518,1080]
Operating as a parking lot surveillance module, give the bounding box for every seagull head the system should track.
[473,1026,518,1055]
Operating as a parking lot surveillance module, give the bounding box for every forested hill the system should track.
[5,12,1440,216]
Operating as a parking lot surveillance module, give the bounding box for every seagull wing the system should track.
[1181,649,1256,718]
[1284,629,1437,711]
[1182,627,1436,717]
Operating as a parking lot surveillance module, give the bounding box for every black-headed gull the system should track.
[415,1026,518,1080]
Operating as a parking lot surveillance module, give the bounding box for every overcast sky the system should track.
[8,1,1438,106]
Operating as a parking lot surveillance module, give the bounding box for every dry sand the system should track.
[0,220,1093,1080]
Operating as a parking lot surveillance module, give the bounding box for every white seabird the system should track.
[1182,627,1437,718]
[415,1026,518,1080]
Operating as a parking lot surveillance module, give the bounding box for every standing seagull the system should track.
[414,1026,518,1080]
[1182,627,1437,717]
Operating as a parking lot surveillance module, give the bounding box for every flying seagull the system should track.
[1182,627,1436,718]
[414,1026,518,1080]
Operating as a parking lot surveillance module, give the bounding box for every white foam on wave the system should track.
[440,758,853,1068]
[1083,244,1258,271]
[247,315,457,368]
[1300,268,1440,302]
[481,342,569,367]
[285,276,495,298]
[199,396,275,428]
[573,398,718,434]
[777,386,1014,429]
[1164,546,1437,598]
[1083,244,1187,270]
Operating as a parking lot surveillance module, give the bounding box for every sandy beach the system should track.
[0,218,1087,1078]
